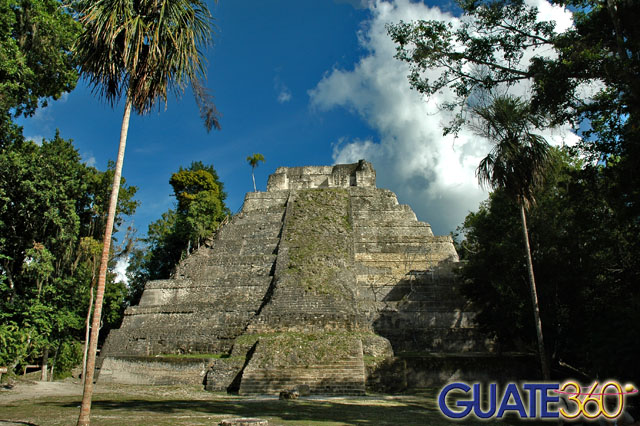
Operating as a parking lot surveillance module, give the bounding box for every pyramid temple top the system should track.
[266,159,376,191]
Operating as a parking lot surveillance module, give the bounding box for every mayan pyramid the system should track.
[98,160,493,394]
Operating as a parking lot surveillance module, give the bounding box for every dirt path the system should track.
[0,379,227,405]
[0,379,86,403]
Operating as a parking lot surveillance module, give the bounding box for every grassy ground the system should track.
[0,382,544,426]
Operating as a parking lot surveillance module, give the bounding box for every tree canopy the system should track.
[0,0,79,148]
[0,134,138,374]
[457,148,640,380]
[0,0,79,122]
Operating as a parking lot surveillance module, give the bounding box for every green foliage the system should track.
[170,162,228,249]
[458,148,640,379]
[246,153,265,168]
[170,168,222,213]
[0,0,79,125]
[127,209,180,305]
[0,321,38,367]
[23,243,55,297]
[185,190,225,244]
[81,161,139,241]
[127,162,228,304]
[0,134,138,373]
[51,339,83,379]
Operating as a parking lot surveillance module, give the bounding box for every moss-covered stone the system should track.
[283,189,353,296]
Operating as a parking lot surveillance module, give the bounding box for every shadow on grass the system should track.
[51,398,443,425]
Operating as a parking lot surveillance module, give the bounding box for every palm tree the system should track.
[73,1,219,424]
[473,95,552,380]
[247,153,265,192]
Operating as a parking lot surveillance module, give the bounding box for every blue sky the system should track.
[18,0,576,245]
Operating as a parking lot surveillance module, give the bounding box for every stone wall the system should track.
[266,159,376,191]
[99,356,215,385]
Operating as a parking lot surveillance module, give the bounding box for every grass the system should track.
[0,384,544,425]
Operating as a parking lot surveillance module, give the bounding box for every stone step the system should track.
[204,239,279,253]
[351,209,417,221]
[353,242,433,254]
[243,371,364,380]
[353,235,435,244]
[198,253,276,264]
[238,386,365,396]
[239,374,366,395]
[186,264,275,279]
[218,222,283,235]
[102,333,239,357]
[143,276,273,290]
[349,194,404,210]
[240,193,289,212]
[135,285,272,309]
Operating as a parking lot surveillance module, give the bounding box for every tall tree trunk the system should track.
[5,263,16,303]
[251,168,256,192]
[81,283,94,381]
[82,246,99,379]
[77,99,132,426]
[40,346,48,381]
[520,205,550,380]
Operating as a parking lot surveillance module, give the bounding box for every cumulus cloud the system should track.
[309,0,576,234]
[277,88,292,104]
[114,257,129,285]
[274,75,292,104]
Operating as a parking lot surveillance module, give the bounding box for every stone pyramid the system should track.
[98,160,491,394]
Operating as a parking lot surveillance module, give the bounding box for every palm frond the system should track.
[473,94,551,208]
[73,0,219,124]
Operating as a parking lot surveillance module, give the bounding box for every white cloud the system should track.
[114,257,129,285]
[26,135,45,146]
[334,0,369,9]
[309,0,576,234]
[82,152,97,167]
[274,75,292,104]
[277,88,292,103]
